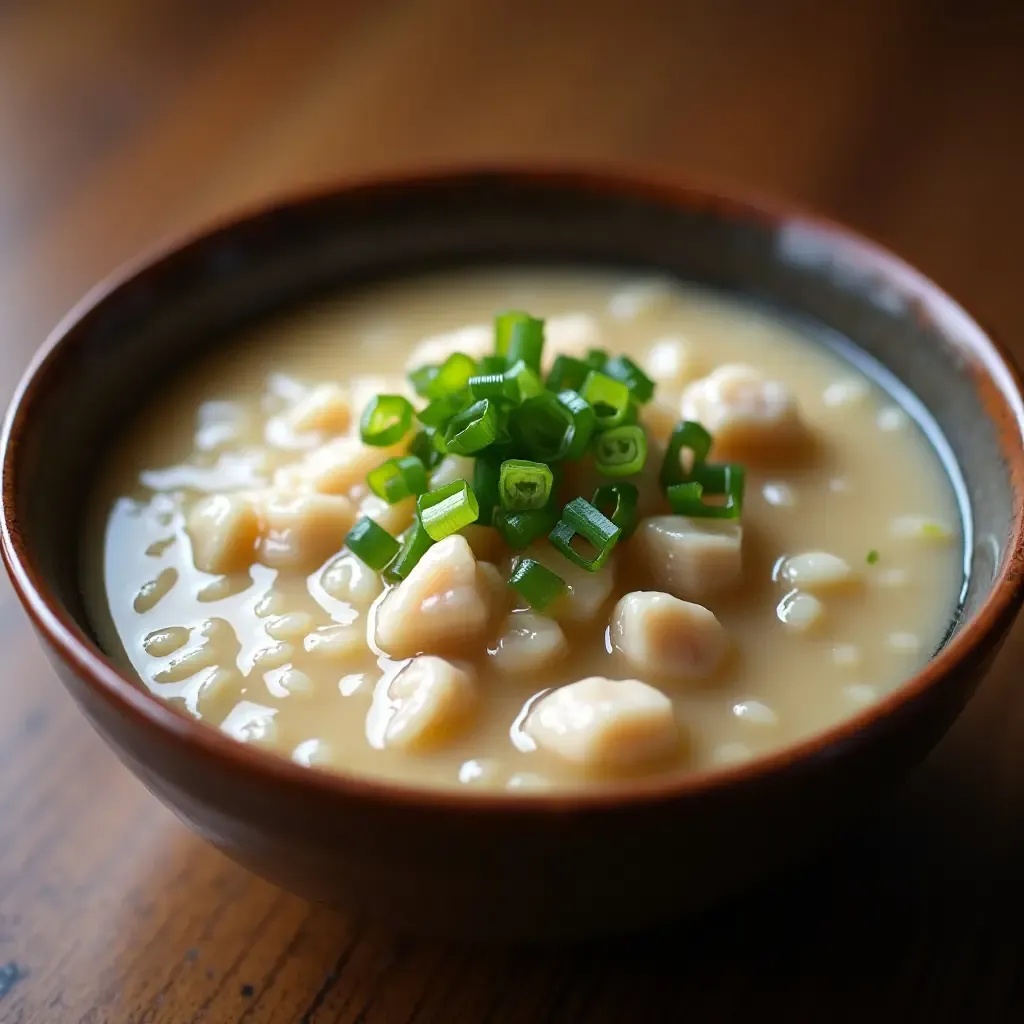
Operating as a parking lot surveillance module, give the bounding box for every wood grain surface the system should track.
[1,1,1024,1020]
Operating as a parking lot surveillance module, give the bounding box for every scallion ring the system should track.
[384,519,435,582]
[366,455,429,504]
[508,559,568,612]
[556,389,596,461]
[495,313,545,370]
[417,479,480,540]
[580,370,632,430]
[359,394,413,447]
[666,463,745,519]
[417,392,467,430]
[442,398,499,456]
[549,496,621,572]
[345,516,400,571]
[409,428,445,471]
[510,393,575,463]
[545,354,590,393]
[493,507,558,550]
[660,420,713,487]
[592,424,647,477]
[592,482,639,539]
[498,459,553,511]
[472,456,502,526]
[601,354,656,404]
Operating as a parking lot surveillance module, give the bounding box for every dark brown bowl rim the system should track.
[4,164,1024,815]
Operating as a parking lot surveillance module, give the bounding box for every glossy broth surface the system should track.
[83,269,964,791]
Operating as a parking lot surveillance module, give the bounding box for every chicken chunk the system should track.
[220,700,278,744]
[776,590,825,633]
[633,515,742,601]
[319,550,384,609]
[608,279,674,321]
[381,656,477,750]
[299,436,407,495]
[375,535,494,657]
[287,383,351,434]
[522,544,616,623]
[257,492,356,570]
[460,524,506,563]
[779,551,858,592]
[429,454,475,491]
[490,610,568,675]
[303,623,366,662]
[643,336,692,385]
[525,677,679,769]
[611,591,728,680]
[477,561,510,613]
[680,363,805,460]
[187,494,260,575]
[264,611,315,642]
[358,493,417,536]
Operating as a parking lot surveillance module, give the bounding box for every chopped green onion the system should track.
[418,393,466,429]
[473,456,502,526]
[666,463,745,519]
[360,395,413,446]
[495,312,545,370]
[546,355,590,393]
[478,354,506,375]
[468,359,542,406]
[345,516,400,570]
[593,424,647,477]
[430,352,477,397]
[866,549,880,565]
[504,359,543,402]
[431,428,449,455]
[408,364,439,398]
[493,507,558,550]
[510,394,575,462]
[556,390,597,460]
[507,327,545,372]
[417,479,480,540]
[409,428,445,471]
[592,482,639,539]
[495,311,543,362]
[499,459,553,511]
[660,420,713,487]
[409,352,475,398]
[490,410,513,449]
[469,372,519,404]
[367,455,429,504]
[580,370,632,430]
[602,354,655,404]
[549,496,621,571]
[585,348,608,370]
[508,559,568,611]
[443,398,499,455]
[384,519,435,582]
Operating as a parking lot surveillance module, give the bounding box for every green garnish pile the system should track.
[344,310,746,612]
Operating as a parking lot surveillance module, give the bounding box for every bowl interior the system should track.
[7,173,1016,674]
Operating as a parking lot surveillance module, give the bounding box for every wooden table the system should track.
[2,1,1024,1020]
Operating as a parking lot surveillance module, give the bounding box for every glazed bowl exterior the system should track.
[3,168,1023,940]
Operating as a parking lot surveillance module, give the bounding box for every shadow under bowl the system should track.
[3,167,1024,940]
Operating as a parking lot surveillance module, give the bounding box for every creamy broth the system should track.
[83,269,964,791]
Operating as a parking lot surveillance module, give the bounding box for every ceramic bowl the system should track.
[4,168,1023,940]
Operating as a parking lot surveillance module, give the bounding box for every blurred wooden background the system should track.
[1,1,1023,1021]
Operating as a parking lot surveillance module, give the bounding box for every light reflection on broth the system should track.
[82,269,965,791]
